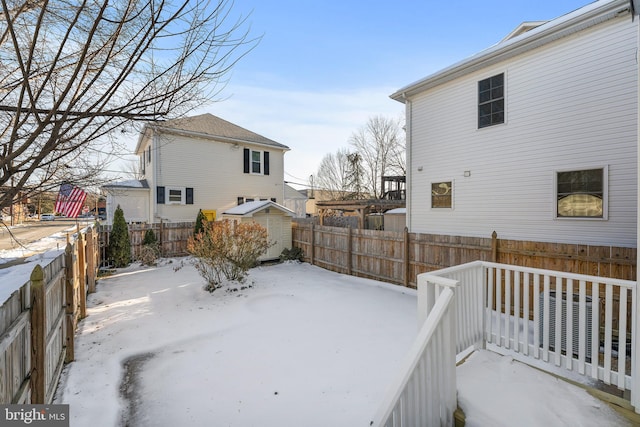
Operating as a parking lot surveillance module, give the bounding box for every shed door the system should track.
[254,212,283,260]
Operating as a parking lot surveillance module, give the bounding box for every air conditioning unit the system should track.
[539,291,593,361]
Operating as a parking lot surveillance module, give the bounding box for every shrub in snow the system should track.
[194,209,206,236]
[140,229,160,266]
[279,247,303,262]
[187,219,272,291]
[109,205,131,268]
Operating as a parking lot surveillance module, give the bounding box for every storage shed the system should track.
[222,200,294,261]
[383,208,406,233]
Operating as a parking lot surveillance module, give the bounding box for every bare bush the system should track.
[187,219,272,292]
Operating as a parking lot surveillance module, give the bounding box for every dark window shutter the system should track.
[157,186,165,204]
[243,148,250,173]
[186,188,194,205]
[264,151,270,175]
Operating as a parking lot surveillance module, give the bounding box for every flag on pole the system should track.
[54,183,87,218]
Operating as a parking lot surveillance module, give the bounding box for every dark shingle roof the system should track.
[152,113,289,150]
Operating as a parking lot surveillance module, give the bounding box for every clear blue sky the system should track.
[158,1,592,188]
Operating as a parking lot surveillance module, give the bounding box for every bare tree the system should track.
[315,148,353,200]
[0,0,257,211]
[349,115,405,198]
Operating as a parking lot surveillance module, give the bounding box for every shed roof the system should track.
[102,179,149,189]
[223,200,294,217]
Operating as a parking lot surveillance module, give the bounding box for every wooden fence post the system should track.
[491,231,498,263]
[158,218,164,257]
[347,227,352,275]
[64,243,75,363]
[310,223,315,265]
[77,233,87,319]
[86,227,96,294]
[30,264,46,404]
[404,227,410,287]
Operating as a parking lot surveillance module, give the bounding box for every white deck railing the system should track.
[372,276,458,427]
[373,261,638,424]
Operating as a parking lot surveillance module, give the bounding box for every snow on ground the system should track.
[0,232,628,427]
[457,350,632,427]
[55,260,418,427]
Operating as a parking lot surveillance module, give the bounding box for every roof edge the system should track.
[391,0,630,102]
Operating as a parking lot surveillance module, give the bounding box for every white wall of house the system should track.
[105,189,150,224]
[139,132,286,223]
[406,13,637,247]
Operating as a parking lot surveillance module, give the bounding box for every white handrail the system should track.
[372,287,456,427]
[425,260,637,407]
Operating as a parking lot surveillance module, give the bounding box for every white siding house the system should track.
[392,0,637,247]
[105,114,289,224]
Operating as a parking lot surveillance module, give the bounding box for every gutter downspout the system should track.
[403,92,413,232]
[634,0,640,413]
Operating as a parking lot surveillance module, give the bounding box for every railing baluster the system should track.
[543,275,551,362]
[604,283,613,385]
[514,270,521,352]
[487,267,495,344]
[554,275,563,366]
[618,287,628,390]
[578,280,587,375]
[533,274,541,359]
[497,268,503,347]
[566,278,573,371]
[591,281,600,381]
[523,272,530,356]
[505,268,511,349]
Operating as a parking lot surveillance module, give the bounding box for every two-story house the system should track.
[104,113,290,223]
[391,0,637,248]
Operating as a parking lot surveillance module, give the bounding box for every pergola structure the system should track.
[315,199,405,229]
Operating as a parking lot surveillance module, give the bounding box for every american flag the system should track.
[54,183,87,218]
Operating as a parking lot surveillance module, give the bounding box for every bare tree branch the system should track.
[0,0,258,211]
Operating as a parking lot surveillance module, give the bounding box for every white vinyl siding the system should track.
[153,135,285,222]
[408,14,637,247]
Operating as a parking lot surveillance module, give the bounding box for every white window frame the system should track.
[430,179,454,210]
[251,150,262,174]
[553,165,608,220]
[166,186,185,205]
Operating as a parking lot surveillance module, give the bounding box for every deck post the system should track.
[634,6,640,413]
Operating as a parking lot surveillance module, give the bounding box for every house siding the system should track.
[153,133,285,222]
[408,14,637,247]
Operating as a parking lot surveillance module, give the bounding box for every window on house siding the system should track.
[243,148,270,175]
[168,188,183,203]
[556,168,606,218]
[431,181,452,209]
[237,197,244,205]
[147,146,151,164]
[478,73,504,128]
[252,150,261,173]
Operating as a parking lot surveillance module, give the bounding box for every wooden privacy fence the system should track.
[291,223,636,288]
[98,221,195,265]
[0,226,98,404]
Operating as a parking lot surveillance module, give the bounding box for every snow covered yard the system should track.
[54,259,418,427]
[457,350,633,427]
